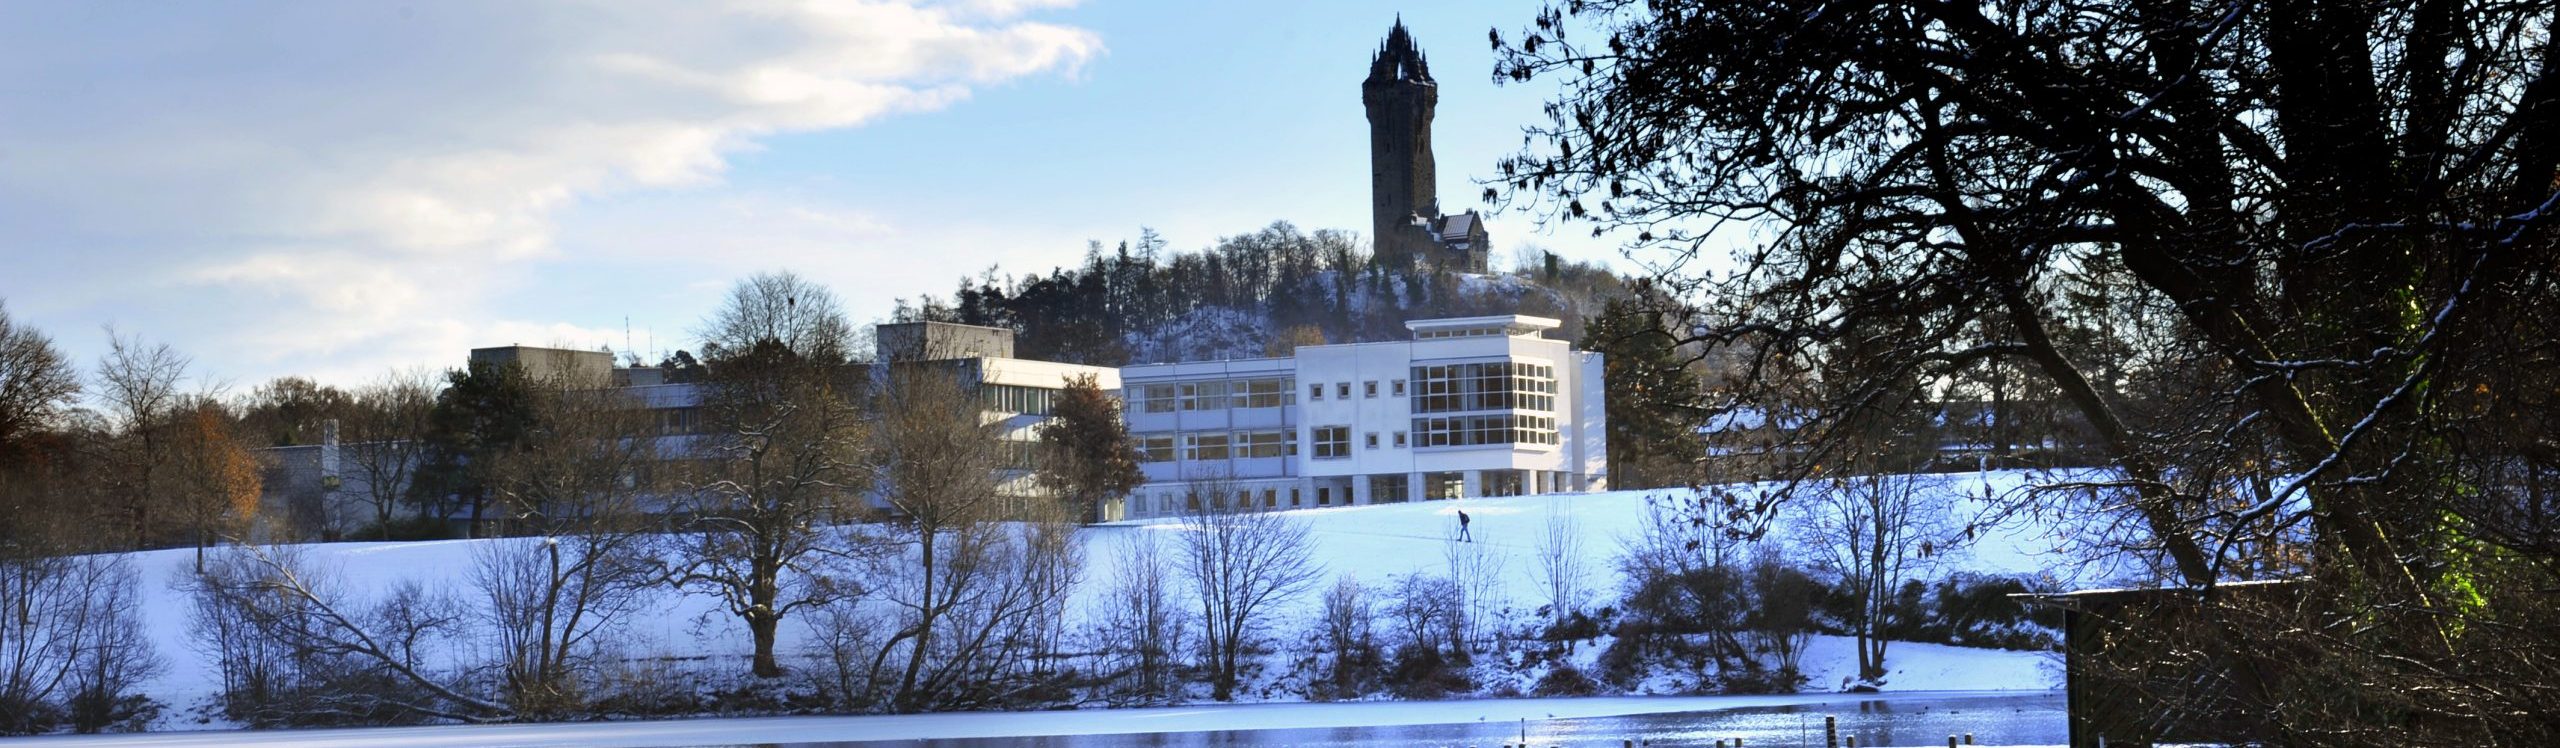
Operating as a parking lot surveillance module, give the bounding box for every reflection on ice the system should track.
[770,692,2064,748]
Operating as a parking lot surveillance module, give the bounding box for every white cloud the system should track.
[0,0,1099,387]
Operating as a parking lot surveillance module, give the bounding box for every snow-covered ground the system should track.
[107,469,2102,733]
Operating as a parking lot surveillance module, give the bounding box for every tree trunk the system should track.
[1212,640,1236,701]
[749,612,782,678]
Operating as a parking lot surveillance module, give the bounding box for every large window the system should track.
[1178,381,1230,411]
[1411,414,1560,447]
[1183,432,1230,461]
[1139,378,1291,412]
[1416,326,1503,340]
[1136,435,1175,463]
[1004,439,1041,470]
[655,407,700,435]
[1312,426,1351,459]
[1369,475,1410,503]
[1139,384,1177,413]
[1410,361,1557,414]
[982,384,1057,416]
[1236,430,1290,458]
[1236,378,1295,408]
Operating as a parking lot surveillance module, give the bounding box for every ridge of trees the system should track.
[894,222,1625,366]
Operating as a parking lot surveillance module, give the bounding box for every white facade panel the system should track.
[1116,315,1610,519]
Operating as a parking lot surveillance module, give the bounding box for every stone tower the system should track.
[1364,18,1439,270]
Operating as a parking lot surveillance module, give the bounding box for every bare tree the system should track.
[171,396,261,572]
[0,541,160,734]
[1617,492,1754,678]
[700,272,857,365]
[1096,531,1188,704]
[1177,475,1320,701]
[0,301,78,455]
[234,377,353,449]
[868,360,1083,711]
[187,544,494,723]
[1312,572,1377,699]
[473,380,663,716]
[1796,471,1945,683]
[343,370,439,539]
[95,330,190,549]
[1383,572,1459,660]
[1742,543,1818,678]
[1534,503,1587,635]
[1494,1,2560,739]
[1441,524,1508,662]
[670,271,873,679]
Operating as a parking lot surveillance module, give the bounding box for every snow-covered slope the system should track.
[113,469,2101,730]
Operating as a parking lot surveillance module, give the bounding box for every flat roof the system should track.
[876,320,1014,334]
[1121,356,1295,378]
[1404,315,1563,333]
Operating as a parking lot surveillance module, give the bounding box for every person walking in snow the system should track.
[1457,509,1472,542]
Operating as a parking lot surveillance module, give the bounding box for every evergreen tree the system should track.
[1034,374,1144,524]
[408,360,540,537]
[1582,293,1704,489]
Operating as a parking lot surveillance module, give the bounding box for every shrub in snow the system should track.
[1712,660,1805,695]
[1530,661,1599,697]
[1928,573,2059,650]
[1304,573,1382,701]
[0,552,161,735]
[1383,642,1472,699]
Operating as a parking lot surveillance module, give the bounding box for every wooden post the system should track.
[1951,737,1960,748]
[1826,715,1839,748]
[1846,737,1857,748]
[1965,735,1974,745]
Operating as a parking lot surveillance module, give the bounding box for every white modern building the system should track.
[1119,315,1606,519]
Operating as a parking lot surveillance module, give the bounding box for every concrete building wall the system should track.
[470,345,614,387]
[877,321,1016,362]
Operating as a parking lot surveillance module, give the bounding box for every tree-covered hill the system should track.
[891,222,1626,366]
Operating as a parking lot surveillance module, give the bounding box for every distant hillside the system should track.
[892,222,1625,365]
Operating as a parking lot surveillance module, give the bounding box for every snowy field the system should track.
[101,469,2101,734]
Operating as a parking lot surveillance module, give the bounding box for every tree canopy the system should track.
[1495,0,2560,741]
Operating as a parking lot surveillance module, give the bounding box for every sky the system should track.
[0,0,1633,393]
